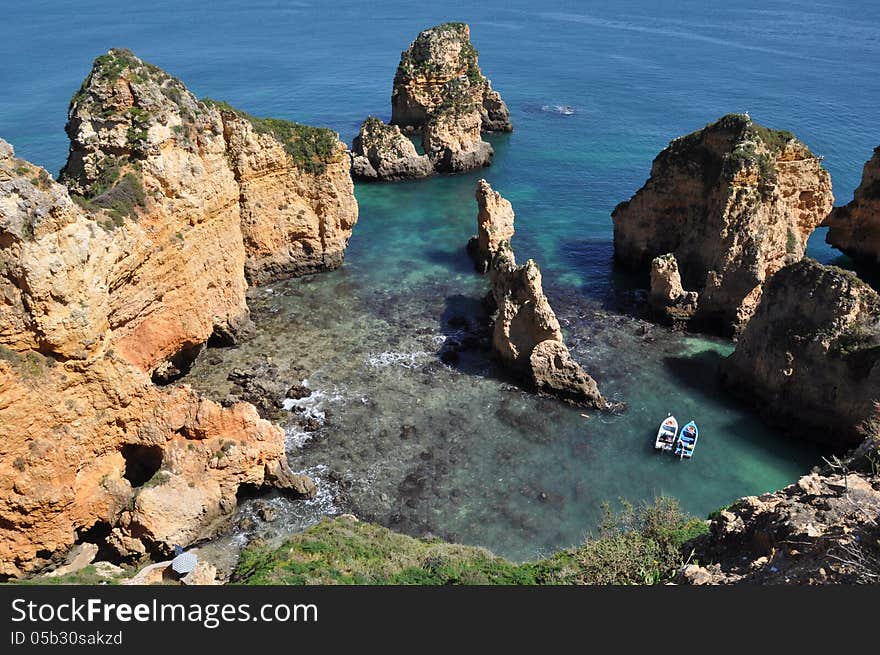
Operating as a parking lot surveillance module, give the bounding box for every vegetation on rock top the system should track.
[202,98,339,175]
[232,497,708,585]
[396,22,484,87]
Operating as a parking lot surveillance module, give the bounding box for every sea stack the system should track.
[0,49,354,577]
[825,145,880,272]
[720,259,880,447]
[649,253,699,322]
[351,23,512,181]
[467,178,515,272]
[612,114,833,335]
[467,180,606,408]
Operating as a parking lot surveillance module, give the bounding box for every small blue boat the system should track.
[674,421,699,460]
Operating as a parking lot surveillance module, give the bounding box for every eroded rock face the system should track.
[61,49,357,290]
[612,114,833,335]
[721,259,880,447]
[391,23,511,133]
[465,182,605,407]
[217,107,358,283]
[489,252,606,407]
[682,437,880,584]
[649,253,699,322]
[354,22,510,179]
[0,50,338,577]
[467,179,515,273]
[422,91,494,173]
[825,145,880,269]
[350,116,433,181]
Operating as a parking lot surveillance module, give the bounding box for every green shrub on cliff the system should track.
[231,497,707,585]
[73,170,147,229]
[202,98,338,175]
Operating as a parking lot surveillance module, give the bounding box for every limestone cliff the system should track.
[354,22,510,180]
[825,145,880,270]
[612,114,833,335]
[422,80,494,173]
[350,116,432,181]
[467,181,606,407]
[61,49,357,289]
[721,259,879,447]
[391,23,511,133]
[0,48,352,578]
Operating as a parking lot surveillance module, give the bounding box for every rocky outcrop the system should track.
[825,145,880,269]
[354,23,510,180]
[467,179,515,272]
[391,23,511,133]
[0,49,343,578]
[467,182,606,407]
[421,79,494,173]
[721,259,880,447]
[649,253,699,322]
[61,49,357,289]
[215,104,358,283]
[612,114,833,335]
[682,436,880,584]
[350,116,432,181]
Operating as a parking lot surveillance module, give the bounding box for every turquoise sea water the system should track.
[2,1,877,560]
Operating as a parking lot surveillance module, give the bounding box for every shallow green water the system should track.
[188,178,822,561]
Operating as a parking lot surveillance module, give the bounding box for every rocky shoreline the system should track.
[2,26,880,585]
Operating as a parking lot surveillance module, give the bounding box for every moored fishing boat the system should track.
[655,414,678,452]
[675,421,699,459]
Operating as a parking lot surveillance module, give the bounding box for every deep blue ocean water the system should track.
[2,0,878,560]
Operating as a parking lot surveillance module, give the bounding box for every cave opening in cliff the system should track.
[150,343,203,385]
[75,520,120,563]
[120,444,164,488]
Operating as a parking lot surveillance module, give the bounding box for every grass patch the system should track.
[232,497,708,585]
[12,565,133,586]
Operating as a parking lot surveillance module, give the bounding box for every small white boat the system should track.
[675,421,699,460]
[655,414,678,452]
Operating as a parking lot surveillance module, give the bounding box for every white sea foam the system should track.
[365,350,431,369]
[281,383,343,449]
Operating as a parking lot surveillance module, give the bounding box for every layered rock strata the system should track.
[467,178,515,272]
[467,181,606,407]
[353,23,511,180]
[721,259,880,447]
[825,145,880,270]
[61,49,357,288]
[612,113,833,335]
[0,48,351,577]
